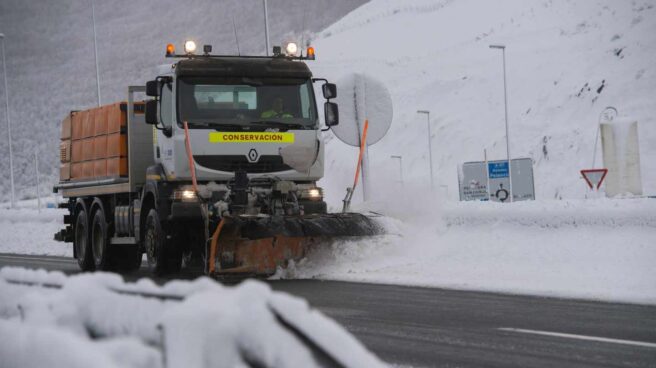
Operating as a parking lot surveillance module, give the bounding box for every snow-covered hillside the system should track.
[312,0,656,204]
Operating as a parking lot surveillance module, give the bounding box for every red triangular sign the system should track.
[580,169,608,190]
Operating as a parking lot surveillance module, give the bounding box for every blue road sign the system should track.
[488,162,509,179]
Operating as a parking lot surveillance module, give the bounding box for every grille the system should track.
[60,142,71,163]
[194,155,293,173]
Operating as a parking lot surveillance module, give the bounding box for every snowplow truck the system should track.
[54,42,382,275]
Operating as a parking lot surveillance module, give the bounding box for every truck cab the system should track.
[152,57,325,182]
[144,50,339,218]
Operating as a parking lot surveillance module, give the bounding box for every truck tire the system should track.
[91,208,113,271]
[144,209,181,275]
[74,208,94,271]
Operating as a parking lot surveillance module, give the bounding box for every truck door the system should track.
[156,81,176,176]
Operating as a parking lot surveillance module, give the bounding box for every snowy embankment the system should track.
[278,194,656,305]
[0,267,384,368]
[0,206,70,257]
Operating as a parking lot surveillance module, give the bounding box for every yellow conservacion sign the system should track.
[208,132,295,143]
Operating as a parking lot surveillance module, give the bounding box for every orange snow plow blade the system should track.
[209,213,383,275]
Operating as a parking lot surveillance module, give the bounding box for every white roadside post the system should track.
[34,151,41,213]
[417,110,434,190]
[489,44,513,202]
[484,149,490,200]
[262,0,270,56]
[391,155,404,187]
[90,0,101,106]
[0,33,16,209]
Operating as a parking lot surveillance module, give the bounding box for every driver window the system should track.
[160,83,173,127]
[299,84,311,118]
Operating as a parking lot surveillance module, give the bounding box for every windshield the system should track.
[177,77,318,130]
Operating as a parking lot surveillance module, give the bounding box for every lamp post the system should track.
[0,33,15,209]
[390,155,404,187]
[262,0,270,56]
[90,0,101,106]
[592,106,617,167]
[417,110,434,189]
[34,151,41,213]
[489,44,513,202]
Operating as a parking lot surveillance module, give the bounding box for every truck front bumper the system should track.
[169,201,204,221]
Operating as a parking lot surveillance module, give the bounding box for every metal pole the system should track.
[90,0,101,106]
[34,151,40,213]
[417,110,434,189]
[0,34,16,209]
[484,149,490,200]
[490,45,513,202]
[263,0,270,56]
[391,155,403,187]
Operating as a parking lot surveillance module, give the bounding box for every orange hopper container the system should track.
[60,102,131,182]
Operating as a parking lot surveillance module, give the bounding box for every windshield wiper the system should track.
[249,120,307,130]
[187,122,245,131]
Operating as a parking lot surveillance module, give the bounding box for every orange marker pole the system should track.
[352,119,369,191]
[183,121,198,193]
[208,218,226,274]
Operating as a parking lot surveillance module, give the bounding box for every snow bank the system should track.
[0,320,161,368]
[0,206,70,256]
[279,196,656,305]
[0,267,385,368]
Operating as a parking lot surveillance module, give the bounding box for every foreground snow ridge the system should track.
[0,268,384,368]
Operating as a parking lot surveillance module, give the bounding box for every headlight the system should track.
[172,189,198,202]
[285,42,298,56]
[184,40,197,54]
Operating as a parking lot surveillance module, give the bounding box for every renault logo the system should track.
[247,149,259,163]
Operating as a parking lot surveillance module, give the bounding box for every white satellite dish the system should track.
[331,73,393,147]
[329,73,393,208]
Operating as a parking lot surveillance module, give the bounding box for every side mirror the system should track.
[146,80,159,97]
[322,83,337,100]
[324,102,339,127]
[145,100,158,125]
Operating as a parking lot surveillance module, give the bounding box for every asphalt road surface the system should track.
[1,253,655,368]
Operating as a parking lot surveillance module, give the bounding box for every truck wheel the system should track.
[144,209,181,275]
[91,208,113,271]
[74,208,94,271]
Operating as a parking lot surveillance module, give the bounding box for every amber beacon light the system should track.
[166,43,175,56]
